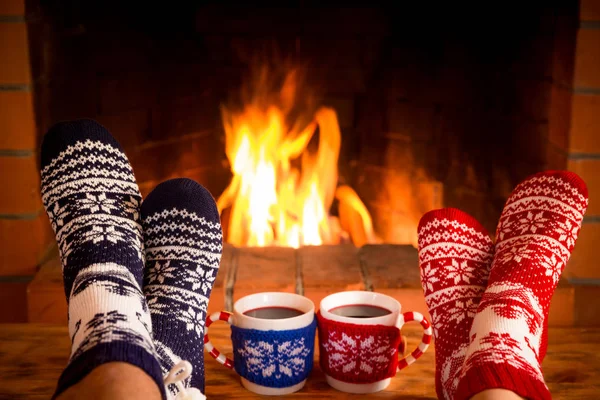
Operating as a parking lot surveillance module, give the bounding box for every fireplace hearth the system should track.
[26,243,576,328]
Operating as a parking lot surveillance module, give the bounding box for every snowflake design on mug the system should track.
[237,337,311,379]
[323,332,395,376]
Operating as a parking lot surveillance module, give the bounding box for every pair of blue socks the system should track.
[41,120,222,399]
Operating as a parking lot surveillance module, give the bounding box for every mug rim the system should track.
[319,290,401,326]
[233,291,315,331]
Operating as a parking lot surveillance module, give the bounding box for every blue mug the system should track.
[204,292,317,395]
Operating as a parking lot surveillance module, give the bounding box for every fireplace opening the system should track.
[28,2,576,250]
[214,62,372,248]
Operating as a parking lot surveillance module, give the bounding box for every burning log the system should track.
[216,66,376,248]
[336,185,379,247]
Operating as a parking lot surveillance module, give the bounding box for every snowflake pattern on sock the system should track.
[417,208,494,400]
[440,342,468,398]
[456,171,588,400]
[40,120,164,399]
[142,179,223,395]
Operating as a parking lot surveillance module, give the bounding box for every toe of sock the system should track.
[418,207,491,237]
[523,170,589,198]
[508,170,589,217]
[41,119,122,170]
[562,171,589,198]
[141,178,220,223]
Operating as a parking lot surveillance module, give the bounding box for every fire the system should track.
[217,67,377,248]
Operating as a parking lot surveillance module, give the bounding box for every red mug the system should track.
[317,291,432,394]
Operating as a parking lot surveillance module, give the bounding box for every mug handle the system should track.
[204,311,234,369]
[396,311,433,371]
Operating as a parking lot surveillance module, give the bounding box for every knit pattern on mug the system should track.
[316,312,401,384]
[231,318,317,388]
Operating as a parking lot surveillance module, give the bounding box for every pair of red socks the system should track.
[419,171,588,400]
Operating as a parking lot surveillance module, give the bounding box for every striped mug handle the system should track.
[396,311,433,371]
[204,311,234,369]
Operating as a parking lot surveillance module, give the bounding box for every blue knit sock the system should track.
[141,178,223,396]
[41,120,165,399]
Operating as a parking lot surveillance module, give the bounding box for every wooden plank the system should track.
[27,245,234,323]
[0,281,28,322]
[359,244,431,322]
[27,257,67,324]
[0,324,68,398]
[545,327,600,397]
[0,323,598,398]
[358,244,420,290]
[298,244,364,310]
[549,279,575,327]
[0,213,53,276]
[232,246,297,305]
[206,243,233,315]
[26,244,578,326]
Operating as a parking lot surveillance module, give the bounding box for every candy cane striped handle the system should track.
[204,311,234,369]
[397,311,432,371]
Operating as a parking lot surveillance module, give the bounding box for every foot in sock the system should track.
[141,178,223,397]
[456,171,588,400]
[40,119,165,399]
[418,208,494,400]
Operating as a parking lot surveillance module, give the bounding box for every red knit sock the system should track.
[418,208,494,400]
[455,171,588,400]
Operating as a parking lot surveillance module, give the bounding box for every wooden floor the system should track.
[0,324,599,399]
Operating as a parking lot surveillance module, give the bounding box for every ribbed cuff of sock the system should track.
[455,363,551,400]
[52,342,166,400]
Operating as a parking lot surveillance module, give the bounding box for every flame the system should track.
[217,67,376,247]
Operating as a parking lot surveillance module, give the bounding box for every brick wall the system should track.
[0,0,53,322]
[566,0,600,326]
[27,21,231,199]
[354,4,579,237]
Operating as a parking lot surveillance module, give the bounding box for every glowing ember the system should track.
[216,67,377,247]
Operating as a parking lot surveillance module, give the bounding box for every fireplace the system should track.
[28,2,578,241]
[1,0,599,325]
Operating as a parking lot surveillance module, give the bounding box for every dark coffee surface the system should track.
[243,306,304,319]
[329,304,392,318]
